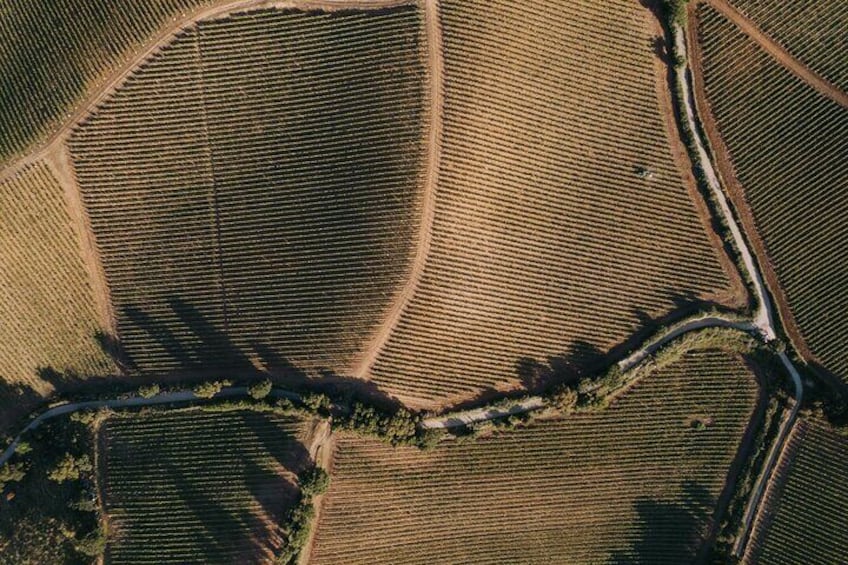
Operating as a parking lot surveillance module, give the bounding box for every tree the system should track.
[298,467,330,499]
[138,383,160,398]
[0,462,27,490]
[248,379,273,400]
[550,386,579,413]
[48,454,92,483]
[193,380,225,399]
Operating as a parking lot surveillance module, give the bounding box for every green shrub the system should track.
[48,454,92,483]
[138,383,160,398]
[298,467,330,499]
[193,380,226,399]
[248,379,273,400]
[0,462,27,489]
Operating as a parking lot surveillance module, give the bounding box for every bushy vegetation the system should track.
[248,379,272,400]
[311,349,760,563]
[192,379,227,399]
[368,0,737,410]
[276,467,330,565]
[0,415,103,564]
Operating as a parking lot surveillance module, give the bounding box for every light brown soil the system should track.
[43,144,118,344]
[348,0,443,380]
[298,420,335,565]
[685,4,816,367]
[706,0,848,109]
[644,6,748,311]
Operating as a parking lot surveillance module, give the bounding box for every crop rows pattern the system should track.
[0,163,112,405]
[696,6,848,381]
[368,0,736,408]
[0,0,214,163]
[100,410,315,564]
[747,420,848,564]
[728,0,848,91]
[311,349,758,563]
[70,7,427,374]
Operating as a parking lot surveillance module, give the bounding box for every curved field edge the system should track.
[309,347,763,563]
[688,4,848,384]
[69,6,428,376]
[364,0,746,411]
[0,0,416,173]
[744,419,848,564]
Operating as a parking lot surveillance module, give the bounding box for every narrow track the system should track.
[706,0,848,109]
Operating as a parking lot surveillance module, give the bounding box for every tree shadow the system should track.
[609,480,716,564]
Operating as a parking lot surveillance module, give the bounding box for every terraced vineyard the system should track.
[70,7,427,374]
[0,162,112,418]
[367,0,741,408]
[745,420,848,564]
[311,348,759,563]
[695,5,848,381]
[99,409,318,564]
[0,0,215,163]
[727,0,848,91]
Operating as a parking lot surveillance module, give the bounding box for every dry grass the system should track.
[0,162,113,409]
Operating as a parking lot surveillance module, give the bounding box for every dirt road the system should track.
[707,0,848,109]
[349,0,443,380]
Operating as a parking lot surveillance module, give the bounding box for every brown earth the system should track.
[644,4,748,311]
[43,145,118,344]
[685,3,819,373]
[349,0,443,380]
[705,0,848,109]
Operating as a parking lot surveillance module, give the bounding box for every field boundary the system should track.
[684,7,822,382]
[42,142,119,346]
[705,0,848,109]
[349,0,443,380]
[0,0,417,184]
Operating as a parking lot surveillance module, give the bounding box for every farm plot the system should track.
[0,162,113,421]
[695,5,848,381]
[726,0,848,91]
[367,0,740,409]
[745,420,848,564]
[99,409,319,564]
[311,348,760,563]
[0,0,214,163]
[70,7,427,375]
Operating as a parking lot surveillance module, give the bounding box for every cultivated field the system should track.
[726,0,848,91]
[311,348,760,563]
[745,420,848,564]
[0,0,214,163]
[70,7,427,375]
[99,409,318,564]
[366,0,741,408]
[0,162,113,416]
[695,5,848,381]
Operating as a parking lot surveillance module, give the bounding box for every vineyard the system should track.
[0,162,113,422]
[366,0,740,409]
[745,420,848,564]
[726,0,848,91]
[70,7,427,375]
[0,0,216,164]
[99,409,318,564]
[311,348,760,563]
[695,5,848,382]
